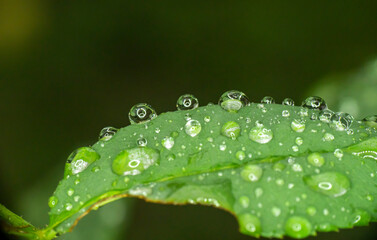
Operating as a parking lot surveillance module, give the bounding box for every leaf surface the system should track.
[47,103,377,239]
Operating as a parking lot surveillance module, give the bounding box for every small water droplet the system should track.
[273,162,286,172]
[249,126,273,144]
[323,133,335,142]
[303,172,350,197]
[161,136,175,150]
[255,188,263,197]
[282,98,295,106]
[271,207,281,217]
[239,196,250,208]
[334,149,343,159]
[137,137,148,147]
[307,153,325,167]
[295,137,303,146]
[218,90,250,112]
[221,121,241,140]
[238,214,261,237]
[185,119,202,137]
[291,119,306,133]
[67,188,74,196]
[219,144,227,151]
[112,147,160,176]
[65,203,73,211]
[99,127,118,141]
[261,96,275,104]
[91,166,100,173]
[167,153,176,161]
[302,96,327,110]
[306,206,317,216]
[176,94,199,110]
[285,216,312,239]
[319,109,334,123]
[204,116,211,122]
[241,164,263,182]
[236,151,246,161]
[65,147,100,177]
[129,103,157,124]
[48,196,58,208]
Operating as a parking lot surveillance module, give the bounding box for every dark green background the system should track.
[1,1,377,239]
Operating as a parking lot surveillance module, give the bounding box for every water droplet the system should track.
[239,196,250,208]
[302,96,327,110]
[292,146,299,152]
[137,137,147,147]
[48,196,58,208]
[218,90,250,112]
[221,121,241,140]
[65,203,73,211]
[334,149,343,159]
[291,119,306,133]
[204,116,211,122]
[282,110,290,117]
[307,153,325,167]
[176,94,199,110]
[362,115,377,128]
[185,119,202,137]
[319,109,334,123]
[170,131,179,138]
[129,103,157,124]
[261,96,275,104]
[273,162,286,172]
[236,151,246,161]
[282,98,295,106]
[249,126,273,144]
[238,214,261,237]
[167,153,176,161]
[65,147,100,176]
[271,207,281,217]
[295,137,303,145]
[352,209,371,226]
[112,147,160,176]
[306,206,317,216]
[329,112,353,131]
[241,164,263,182]
[255,188,263,197]
[162,136,175,150]
[219,144,226,151]
[67,188,74,197]
[303,172,350,197]
[323,133,335,142]
[99,127,118,141]
[285,216,312,239]
[91,166,100,173]
[299,107,309,117]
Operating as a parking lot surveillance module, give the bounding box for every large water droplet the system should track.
[249,126,273,144]
[352,209,371,226]
[302,96,327,110]
[291,119,306,133]
[162,136,175,150]
[303,172,350,197]
[238,214,261,237]
[176,94,199,110]
[65,147,100,177]
[112,147,159,176]
[218,90,250,112]
[282,98,295,106]
[261,96,275,104]
[185,119,202,137]
[48,196,58,208]
[221,121,240,140]
[99,127,118,141]
[307,153,325,167]
[241,164,263,182]
[285,216,312,239]
[129,103,157,124]
[362,115,377,128]
[329,112,353,131]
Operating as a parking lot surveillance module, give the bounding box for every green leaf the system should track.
[15,102,377,239]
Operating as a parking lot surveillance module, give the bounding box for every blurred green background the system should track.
[1,1,377,239]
